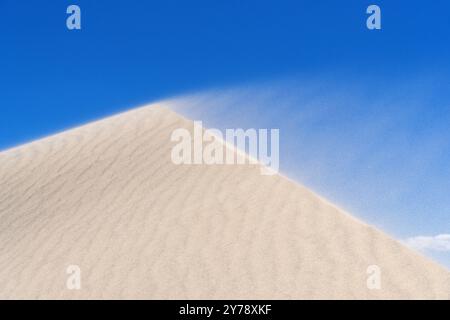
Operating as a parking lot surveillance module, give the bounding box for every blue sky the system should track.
[1,1,450,267]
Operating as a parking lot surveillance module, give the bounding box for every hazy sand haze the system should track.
[0,104,448,299]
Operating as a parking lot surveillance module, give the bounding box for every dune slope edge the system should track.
[0,105,448,299]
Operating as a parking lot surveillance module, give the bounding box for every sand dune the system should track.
[0,104,448,299]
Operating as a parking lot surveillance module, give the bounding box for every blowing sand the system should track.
[0,104,448,299]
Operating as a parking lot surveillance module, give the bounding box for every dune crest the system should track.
[0,105,448,299]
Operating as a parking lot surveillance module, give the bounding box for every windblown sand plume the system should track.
[0,105,448,299]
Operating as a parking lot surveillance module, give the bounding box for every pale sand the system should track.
[0,105,448,299]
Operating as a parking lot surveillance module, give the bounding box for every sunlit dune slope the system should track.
[0,105,448,299]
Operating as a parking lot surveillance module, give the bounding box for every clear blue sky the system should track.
[2,0,448,149]
[1,1,450,266]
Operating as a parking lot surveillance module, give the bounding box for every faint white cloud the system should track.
[404,234,450,252]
